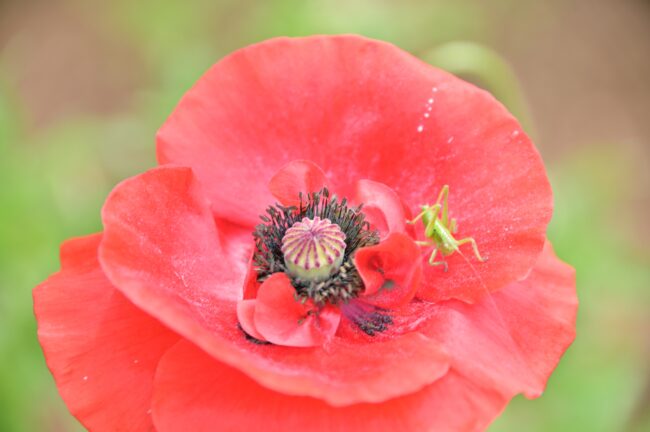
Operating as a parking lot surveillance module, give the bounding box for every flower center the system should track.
[281,217,346,282]
[252,188,379,305]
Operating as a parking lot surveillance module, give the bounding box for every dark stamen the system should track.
[341,301,393,336]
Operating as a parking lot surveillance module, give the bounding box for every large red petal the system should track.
[152,340,506,432]
[33,234,179,432]
[421,241,577,398]
[253,273,341,347]
[99,165,447,405]
[157,35,551,301]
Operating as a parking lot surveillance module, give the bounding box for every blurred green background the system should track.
[1,0,648,431]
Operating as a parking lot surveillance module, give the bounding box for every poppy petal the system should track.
[242,254,261,300]
[421,241,577,398]
[236,300,266,342]
[152,340,506,432]
[354,233,422,308]
[99,165,447,405]
[268,160,328,206]
[253,273,340,347]
[355,179,408,238]
[214,217,256,271]
[157,35,551,301]
[33,234,179,432]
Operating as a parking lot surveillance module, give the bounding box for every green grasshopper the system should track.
[407,185,486,271]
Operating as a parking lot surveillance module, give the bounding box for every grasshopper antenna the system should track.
[455,248,536,390]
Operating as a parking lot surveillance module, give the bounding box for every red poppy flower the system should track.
[34,35,577,431]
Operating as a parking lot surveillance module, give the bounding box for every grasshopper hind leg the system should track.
[456,237,487,262]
